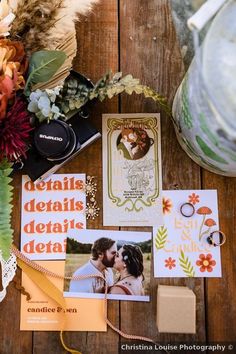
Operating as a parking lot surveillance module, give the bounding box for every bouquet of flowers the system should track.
[0,0,167,298]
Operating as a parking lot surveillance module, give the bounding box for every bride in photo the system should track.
[108,244,145,296]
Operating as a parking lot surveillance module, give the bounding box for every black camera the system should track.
[23,72,101,183]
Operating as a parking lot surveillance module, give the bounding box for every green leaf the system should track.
[181,76,193,129]
[196,135,228,164]
[199,113,219,146]
[179,250,195,277]
[24,50,67,95]
[155,226,168,251]
[0,159,14,260]
[199,113,236,162]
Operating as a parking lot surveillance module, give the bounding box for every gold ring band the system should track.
[207,230,226,247]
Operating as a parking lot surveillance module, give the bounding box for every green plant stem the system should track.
[198,215,206,241]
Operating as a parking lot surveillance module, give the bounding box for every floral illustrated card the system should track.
[153,190,222,277]
[102,113,162,226]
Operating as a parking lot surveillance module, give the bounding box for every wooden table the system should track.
[1,1,236,353]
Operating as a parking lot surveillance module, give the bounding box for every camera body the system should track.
[22,71,101,183]
[23,113,101,183]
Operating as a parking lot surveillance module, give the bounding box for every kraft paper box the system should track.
[156,285,196,334]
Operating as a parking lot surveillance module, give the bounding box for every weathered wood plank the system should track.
[33,1,120,353]
[119,0,205,346]
[202,172,236,342]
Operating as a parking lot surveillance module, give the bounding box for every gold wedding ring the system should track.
[207,230,226,247]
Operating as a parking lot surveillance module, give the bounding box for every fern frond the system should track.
[0,160,14,260]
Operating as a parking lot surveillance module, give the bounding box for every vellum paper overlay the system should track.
[153,190,222,278]
[102,113,162,226]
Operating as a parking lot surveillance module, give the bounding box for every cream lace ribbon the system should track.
[0,251,17,302]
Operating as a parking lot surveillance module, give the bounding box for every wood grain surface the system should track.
[0,1,235,353]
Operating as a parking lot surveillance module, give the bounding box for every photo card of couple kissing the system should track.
[64,229,152,302]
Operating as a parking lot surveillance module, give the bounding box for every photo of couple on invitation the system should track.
[63,229,151,301]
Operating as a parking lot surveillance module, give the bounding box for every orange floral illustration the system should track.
[196,254,216,272]
[188,192,200,205]
[163,197,172,214]
[164,257,176,270]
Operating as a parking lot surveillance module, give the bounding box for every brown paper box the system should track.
[156,285,196,334]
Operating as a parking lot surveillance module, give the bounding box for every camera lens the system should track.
[34,120,77,160]
[48,124,78,161]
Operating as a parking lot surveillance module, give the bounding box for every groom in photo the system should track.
[69,237,117,293]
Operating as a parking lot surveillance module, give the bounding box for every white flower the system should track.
[29,89,43,102]
[38,96,51,110]
[41,107,51,117]
[28,88,64,121]
[51,104,60,114]
[27,101,39,113]
[37,96,51,117]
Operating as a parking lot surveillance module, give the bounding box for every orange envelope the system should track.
[20,260,106,331]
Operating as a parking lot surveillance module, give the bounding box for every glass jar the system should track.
[172,0,236,176]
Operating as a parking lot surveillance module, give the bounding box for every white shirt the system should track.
[69,260,114,293]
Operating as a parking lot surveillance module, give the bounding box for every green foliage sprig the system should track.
[179,250,195,277]
[0,160,14,261]
[59,71,170,115]
[155,226,168,251]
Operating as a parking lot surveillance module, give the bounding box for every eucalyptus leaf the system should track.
[24,50,67,95]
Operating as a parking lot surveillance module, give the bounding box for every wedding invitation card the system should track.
[102,113,162,226]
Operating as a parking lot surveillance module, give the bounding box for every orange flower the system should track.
[164,257,176,270]
[196,254,216,272]
[163,197,172,214]
[0,39,27,119]
[0,39,27,84]
[188,192,200,205]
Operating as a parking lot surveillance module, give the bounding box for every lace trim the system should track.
[0,251,17,302]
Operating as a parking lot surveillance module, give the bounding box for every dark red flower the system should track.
[0,98,32,161]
